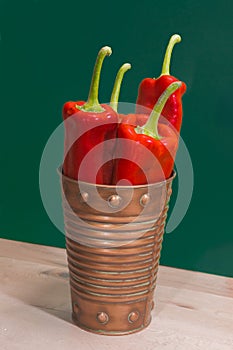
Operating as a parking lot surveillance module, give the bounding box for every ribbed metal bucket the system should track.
[59,169,175,335]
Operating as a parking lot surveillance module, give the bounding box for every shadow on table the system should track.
[2,260,73,325]
[31,267,73,324]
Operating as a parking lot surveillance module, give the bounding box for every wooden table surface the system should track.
[0,238,232,350]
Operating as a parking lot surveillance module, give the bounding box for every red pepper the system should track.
[136,34,186,132]
[114,81,181,185]
[62,46,118,184]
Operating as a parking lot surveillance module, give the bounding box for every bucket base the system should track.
[72,313,151,336]
[70,289,154,336]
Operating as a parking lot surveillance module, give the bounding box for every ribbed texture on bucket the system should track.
[60,171,175,335]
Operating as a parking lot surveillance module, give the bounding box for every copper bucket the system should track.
[59,169,175,335]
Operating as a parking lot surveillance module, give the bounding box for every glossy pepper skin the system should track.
[62,46,118,185]
[114,81,181,185]
[136,34,186,133]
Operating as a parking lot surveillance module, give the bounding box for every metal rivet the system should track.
[128,311,140,323]
[108,194,121,208]
[140,193,150,207]
[73,303,79,314]
[80,192,89,203]
[96,312,109,324]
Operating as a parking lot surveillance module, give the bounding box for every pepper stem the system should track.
[79,46,112,113]
[161,34,181,76]
[136,81,182,139]
[110,63,131,112]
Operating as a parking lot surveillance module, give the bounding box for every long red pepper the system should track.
[136,34,186,132]
[114,81,181,185]
[62,46,118,184]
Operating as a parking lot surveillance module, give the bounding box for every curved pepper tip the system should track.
[161,34,182,76]
[174,81,182,88]
[110,62,132,112]
[171,34,182,43]
[100,46,112,57]
[123,63,131,70]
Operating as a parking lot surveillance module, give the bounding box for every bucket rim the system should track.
[57,166,176,190]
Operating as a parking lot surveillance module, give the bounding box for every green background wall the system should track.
[0,0,232,277]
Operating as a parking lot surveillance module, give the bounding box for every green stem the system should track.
[79,46,112,113]
[110,63,131,112]
[161,34,181,76]
[136,81,182,139]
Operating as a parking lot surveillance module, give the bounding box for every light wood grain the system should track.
[0,238,232,350]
